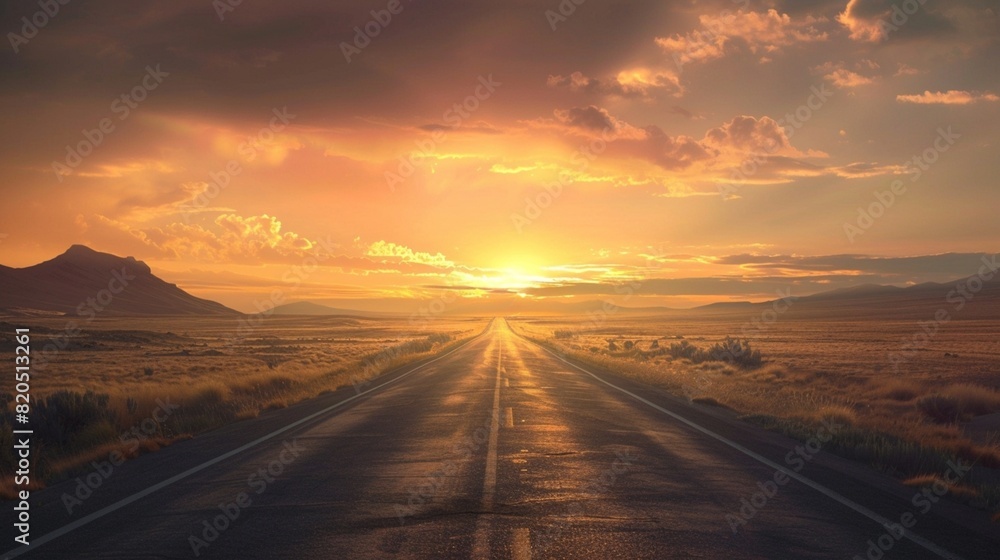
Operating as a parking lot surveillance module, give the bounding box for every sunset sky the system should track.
[1,0,998,312]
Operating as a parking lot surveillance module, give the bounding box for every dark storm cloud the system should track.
[554,105,616,131]
[0,0,681,124]
[667,105,700,119]
[837,0,961,42]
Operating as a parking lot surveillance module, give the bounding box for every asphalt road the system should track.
[4,319,998,559]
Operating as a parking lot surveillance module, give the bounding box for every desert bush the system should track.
[667,340,699,360]
[708,337,763,368]
[554,329,575,339]
[875,379,921,402]
[32,391,117,449]
[692,396,727,408]
[663,337,763,368]
[190,383,230,407]
[360,334,448,369]
[917,384,1000,423]
[814,405,857,427]
[917,395,963,423]
[426,332,452,345]
[940,383,1000,416]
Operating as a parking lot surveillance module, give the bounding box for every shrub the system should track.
[32,391,117,449]
[940,383,1000,416]
[814,405,857,427]
[875,379,920,402]
[667,340,699,360]
[663,337,762,368]
[426,333,452,345]
[708,337,763,369]
[916,384,1000,423]
[917,395,963,423]
[190,383,230,407]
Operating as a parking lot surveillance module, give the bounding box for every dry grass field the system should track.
[4,308,999,519]
[0,314,489,497]
[508,313,1000,515]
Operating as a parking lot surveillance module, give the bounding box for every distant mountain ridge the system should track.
[0,245,237,316]
[1,245,996,319]
[691,273,1000,320]
[269,301,397,318]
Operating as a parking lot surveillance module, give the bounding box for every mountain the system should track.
[0,245,238,316]
[519,273,1000,320]
[692,301,759,313]
[792,283,904,304]
[269,301,396,318]
[695,274,1000,321]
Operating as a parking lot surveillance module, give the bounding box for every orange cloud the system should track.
[838,0,891,42]
[837,0,954,43]
[657,9,828,67]
[547,69,682,99]
[703,115,819,159]
[366,240,454,269]
[214,214,313,253]
[896,90,1000,104]
[79,212,325,263]
[823,68,875,88]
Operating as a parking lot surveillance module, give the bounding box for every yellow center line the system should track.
[512,527,532,560]
[472,332,503,559]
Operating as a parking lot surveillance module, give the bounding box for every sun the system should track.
[473,265,549,294]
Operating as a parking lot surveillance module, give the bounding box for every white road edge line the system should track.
[1,326,492,560]
[533,341,966,560]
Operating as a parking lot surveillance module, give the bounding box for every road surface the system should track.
[5,319,997,559]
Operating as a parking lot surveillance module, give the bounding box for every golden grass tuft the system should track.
[916,383,1000,423]
[939,383,1000,416]
[190,382,231,406]
[814,405,857,427]
[46,437,176,477]
[746,364,787,383]
[902,475,981,499]
[873,379,922,402]
[692,396,728,408]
